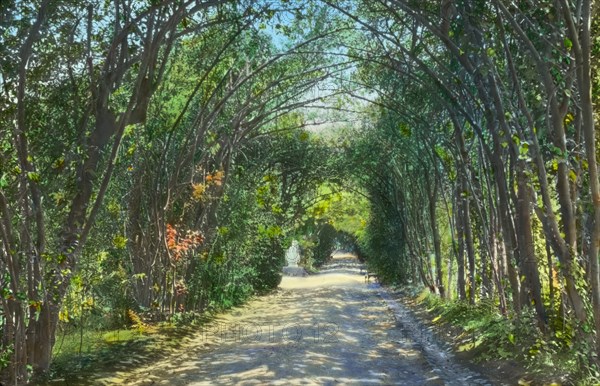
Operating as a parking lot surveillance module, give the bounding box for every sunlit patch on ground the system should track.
[69,253,491,385]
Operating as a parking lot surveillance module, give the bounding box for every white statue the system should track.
[285,240,301,267]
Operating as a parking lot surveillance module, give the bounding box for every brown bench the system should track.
[365,272,378,283]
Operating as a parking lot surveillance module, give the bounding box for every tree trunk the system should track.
[455,185,467,300]
[546,240,555,315]
[428,177,445,297]
[515,159,547,327]
[455,126,476,304]
[463,187,476,305]
[570,0,600,352]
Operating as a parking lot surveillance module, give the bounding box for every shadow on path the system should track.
[70,253,491,385]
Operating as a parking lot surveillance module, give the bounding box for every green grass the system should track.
[416,291,600,385]
[48,317,203,383]
[50,326,142,375]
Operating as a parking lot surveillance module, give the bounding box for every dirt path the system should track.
[92,253,493,385]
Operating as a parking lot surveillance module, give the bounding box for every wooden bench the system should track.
[365,272,378,283]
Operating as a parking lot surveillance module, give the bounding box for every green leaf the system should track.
[512,134,520,146]
[582,160,589,170]
[113,235,127,249]
[27,171,41,182]
[564,37,573,51]
[299,131,309,142]
[399,123,411,137]
[52,157,65,169]
[508,333,515,344]
[217,226,229,237]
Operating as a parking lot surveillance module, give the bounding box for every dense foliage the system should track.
[2,0,600,384]
[330,0,600,381]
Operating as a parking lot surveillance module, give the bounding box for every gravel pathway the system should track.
[90,253,493,385]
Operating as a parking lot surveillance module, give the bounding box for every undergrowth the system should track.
[48,284,264,384]
[418,291,600,385]
[48,311,210,383]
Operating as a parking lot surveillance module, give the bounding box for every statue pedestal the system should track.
[282,266,308,276]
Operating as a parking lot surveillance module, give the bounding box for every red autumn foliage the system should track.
[166,223,203,261]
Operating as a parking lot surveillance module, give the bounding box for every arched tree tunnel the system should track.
[2,0,600,384]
